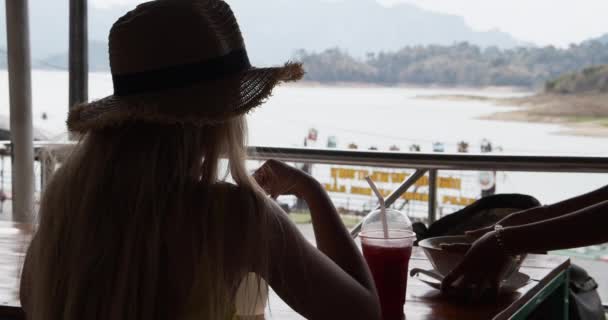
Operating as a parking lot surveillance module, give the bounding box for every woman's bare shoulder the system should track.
[194,182,271,224]
[200,181,249,195]
[206,182,260,206]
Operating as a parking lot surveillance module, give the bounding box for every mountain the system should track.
[230,0,524,64]
[42,41,110,71]
[0,0,525,70]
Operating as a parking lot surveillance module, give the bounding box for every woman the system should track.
[19,1,381,319]
[441,185,608,296]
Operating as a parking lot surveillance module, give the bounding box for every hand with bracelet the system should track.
[437,206,550,254]
[441,185,608,299]
[440,227,515,298]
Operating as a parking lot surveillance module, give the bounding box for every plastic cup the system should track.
[361,230,415,320]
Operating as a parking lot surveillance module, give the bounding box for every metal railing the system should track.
[4,142,608,234]
[3,142,608,306]
[248,146,608,173]
[248,146,608,237]
[5,142,608,173]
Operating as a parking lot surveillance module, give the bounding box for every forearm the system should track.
[506,185,608,226]
[502,200,608,254]
[300,178,376,291]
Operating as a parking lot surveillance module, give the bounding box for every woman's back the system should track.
[23,123,267,319]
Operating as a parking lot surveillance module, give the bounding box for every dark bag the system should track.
[414,194,605,320]
[568,264,605,320]
[529,264,605,320]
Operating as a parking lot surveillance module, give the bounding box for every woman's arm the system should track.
[299,174,376,287]
[469,185,608,236]
[254,160,380,320]
[503,199,608,254]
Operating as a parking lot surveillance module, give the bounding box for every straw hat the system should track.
[67,0,304,133]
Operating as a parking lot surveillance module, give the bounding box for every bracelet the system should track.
[493,224,512,256]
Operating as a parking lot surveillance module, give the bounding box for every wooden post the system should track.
[69,0,88,112]
[5,0,35,223]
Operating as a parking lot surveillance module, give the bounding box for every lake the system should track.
[1,71,608,206]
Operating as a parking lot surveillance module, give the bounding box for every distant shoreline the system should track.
[286,81,529,92]
[13,71,529,92]
[417,93,608,138]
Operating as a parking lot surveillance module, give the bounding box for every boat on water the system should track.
[432,142,445,152]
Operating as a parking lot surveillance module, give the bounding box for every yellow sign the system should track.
[330,168,462,189]
[325,167,476,206]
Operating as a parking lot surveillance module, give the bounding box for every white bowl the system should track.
[418,235,525,279]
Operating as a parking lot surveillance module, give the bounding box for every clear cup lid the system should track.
[360,208,413,239]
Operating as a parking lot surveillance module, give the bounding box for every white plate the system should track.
[410,268,531,293]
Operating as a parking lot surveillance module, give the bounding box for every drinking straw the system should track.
[365,176,389,239]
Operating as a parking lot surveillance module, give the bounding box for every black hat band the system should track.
[112,48,252,96]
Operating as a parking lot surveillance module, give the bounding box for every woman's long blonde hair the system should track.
[26,117,269,319]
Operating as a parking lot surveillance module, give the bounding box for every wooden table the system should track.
[406,247,570,320]
[0,222,570,320]
[0,221,30,320]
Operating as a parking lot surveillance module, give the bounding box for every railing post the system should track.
[428,169,438,224]
[5,0,35,223]
[69,0,88,113]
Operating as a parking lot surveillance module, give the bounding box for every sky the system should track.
[92,0,608,47]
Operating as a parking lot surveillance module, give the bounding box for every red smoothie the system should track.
[362,242,412,320]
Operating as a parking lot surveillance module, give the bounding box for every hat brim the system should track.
[67,62,304,133]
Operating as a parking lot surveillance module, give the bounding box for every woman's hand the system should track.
[253,160,315,199]
[441,231,513,299]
